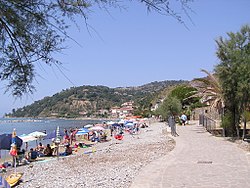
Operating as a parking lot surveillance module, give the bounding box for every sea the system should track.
[0,117,104,159]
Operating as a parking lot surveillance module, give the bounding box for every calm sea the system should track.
[0,117,103,135]
[0,117,103,158]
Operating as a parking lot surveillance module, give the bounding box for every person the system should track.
[17,149,29,165]
[90,132,98,142]
[44,144,53,156]
[25,142,28,153]
[9,143,18,167]
[28,148,38,162]
[65,144,72,155]
[64,129,69,143]
[135,124,140,134]
[36,142,45,152]
[60,144,72,156]
[168,114,179,137]
[180,113,187,126]
[51,138,59,156]
[36,142,45,157]
[110,126,114,137]
[69,128,75,145]
[100,131,107,141]
[17,149,25,165]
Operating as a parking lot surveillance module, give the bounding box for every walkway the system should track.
[130,121,250,188]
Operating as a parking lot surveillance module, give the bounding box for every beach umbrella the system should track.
[107,121,115,125]
[76,128,89,135]
[112,123,120,127]
[0,134,23,150]
[89,126,105,131]
[54,126,61,159]
[125,122,134,127]
[84,124,93,128]
[28,131,47,146]
[19,134,37,143]
[44,130,64,140]
[118,119,125,124]
[55,126,61,144]
[0,176,11,188]
[28,131,47,139]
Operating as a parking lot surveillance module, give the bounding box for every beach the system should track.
[2,121,175,188]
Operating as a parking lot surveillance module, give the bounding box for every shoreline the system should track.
[1,116,117,121]
[2,122,175,188]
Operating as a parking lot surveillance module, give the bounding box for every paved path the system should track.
[130,121,250,188]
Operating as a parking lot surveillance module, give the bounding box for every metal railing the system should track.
[199,114,217,133]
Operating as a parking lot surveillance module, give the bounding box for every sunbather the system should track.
[28,148,38,162]
[60,144,72,156]
[44,144,53,156]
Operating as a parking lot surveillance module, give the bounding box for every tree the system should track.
[215,25,250,138]
[169,84,200,110]
[0,0,193,97]
[191,69,224,112]
[155,96,182,121]
[190,69,225,135]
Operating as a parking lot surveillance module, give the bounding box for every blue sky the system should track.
[1,0,250,116]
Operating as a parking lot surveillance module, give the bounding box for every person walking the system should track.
[180,113,187,126]
[168,114,179,137]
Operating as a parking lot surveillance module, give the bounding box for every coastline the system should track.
[2,121,175,188]
[1,116,116,121]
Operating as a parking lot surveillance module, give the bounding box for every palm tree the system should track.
[192,69,224,110]
[190,69,225,135]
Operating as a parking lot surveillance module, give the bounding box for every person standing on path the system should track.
[168,114,179,136]
[180,113,187,126]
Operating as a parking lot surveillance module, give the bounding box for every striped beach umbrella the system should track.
[55,126,61,144]
[76,128,89,135]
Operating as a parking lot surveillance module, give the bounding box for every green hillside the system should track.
[8,80,187,118]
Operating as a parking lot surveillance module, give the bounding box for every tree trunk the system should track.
[234,108,240,139]
[221,108,226,137]
[242,116,247,140]
[235,121,240,139]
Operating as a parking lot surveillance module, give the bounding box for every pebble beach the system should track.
[3,122,175,188]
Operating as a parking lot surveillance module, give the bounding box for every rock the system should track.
[13,122,175,188]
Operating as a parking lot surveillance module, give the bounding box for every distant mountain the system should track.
[8,80,187,118]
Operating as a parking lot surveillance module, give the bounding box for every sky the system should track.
[1,0,250,116]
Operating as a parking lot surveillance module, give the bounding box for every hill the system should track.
[8,80,187,118]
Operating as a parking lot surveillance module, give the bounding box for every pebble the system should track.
[5,122,175,188]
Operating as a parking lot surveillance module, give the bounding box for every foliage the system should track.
[155,96,182,121]
[8,80,186,118]
[0,0,193,97]
[215,25,250,137]
[168,84,200,109]
[243,111,250,122]
[221,111,236,137]
[154,84,200,121]
[191,69,224,113]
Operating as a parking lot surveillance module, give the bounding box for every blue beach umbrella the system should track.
[112,123,120,127]
[125,122,134,127]
[44,130,64,140]
[76,128,89,135]
[0,176,11,188]
[0,134,22,150]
